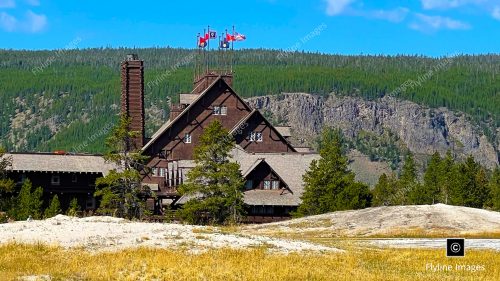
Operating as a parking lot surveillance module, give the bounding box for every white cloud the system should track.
[366,7,409,23]
[0,0,15,8]
[421,0,485,9]
[410,13,471,32]
[492,6,500,20]
[324,0,355,16]
[25,10,46,32]
[0,11,17,31]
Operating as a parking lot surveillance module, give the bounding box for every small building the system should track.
[5,152,116,211]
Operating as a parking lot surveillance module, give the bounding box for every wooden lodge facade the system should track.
[121,54,318,222]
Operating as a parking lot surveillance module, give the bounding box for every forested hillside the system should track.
[0,48,498,153]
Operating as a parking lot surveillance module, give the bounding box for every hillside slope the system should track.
[248,93,499,169]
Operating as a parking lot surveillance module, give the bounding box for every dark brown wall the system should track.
[192,73,232,94]
[121,55,145,150]
[245,162,285,190]
[235,112,295,153]
[147,82,251,160]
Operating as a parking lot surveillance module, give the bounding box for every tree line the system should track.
[0,48,498,153]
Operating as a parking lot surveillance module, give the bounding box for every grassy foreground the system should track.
[0,243,498,280]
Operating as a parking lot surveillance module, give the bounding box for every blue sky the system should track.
[0,0,499,56]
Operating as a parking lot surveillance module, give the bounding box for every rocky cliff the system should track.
[247,93,499,169]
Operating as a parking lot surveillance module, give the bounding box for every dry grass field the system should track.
[0,242,499,280]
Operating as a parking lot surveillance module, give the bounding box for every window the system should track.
[220,106,227,115]
[256,132,263,142]
[213,106,221,115]
[151,168,158,177]
[249,132,256,142]
[213,105,227,115]
[245,180,253,190]
[249,132,262,142]
[159,168,165,177]
[272,181,280,190]
[184,133,192,143]
[51,174,60,186]
[263,180,271,190]
[71,174,78,183]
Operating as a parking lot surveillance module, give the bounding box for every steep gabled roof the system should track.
[230,109,297,152]
[142,76,252,153]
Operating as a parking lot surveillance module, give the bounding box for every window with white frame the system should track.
[213,106,221,115]
[263,180,271,190]
[151,167,158,177]
[272,180,280,190]
[220,106,227,115]
[184,133,192,143]
[249,131,263,142]
[159,168,165,177]
[51,174,60,186]
[256,132,263,142]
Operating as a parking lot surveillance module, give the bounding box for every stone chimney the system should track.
[191,72,233,94]
[121,54,145,150]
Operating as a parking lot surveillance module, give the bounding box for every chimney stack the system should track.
[121,54,145,150]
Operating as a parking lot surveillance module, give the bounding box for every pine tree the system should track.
[488,168,500,211]
[438,150,455,204]
[66,197,81,216]
[398,152,419,205]
[178,120,245,225]
[94,114,150,219]
[451,156,489,208]
[296,128,371,216]
[12,180,43,220]
[422,152,442,204]
[372,173,399,206]
[44,194,62,218]
[0,147,15,212]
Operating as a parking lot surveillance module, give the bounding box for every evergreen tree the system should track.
[66,197,81,216]
[438,150,455,204]
[488,168,500,211]
[421,152,442,204]
[372,173,399,206]
[44,194,62,218]
[178,120,245,225]
[451,156,489,208]
[296,128,371,216]
[94,114,150,219]
[12,180,43,220]
[0,147,15,212]
[398,152,419,205]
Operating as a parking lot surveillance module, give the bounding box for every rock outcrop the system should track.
[247,93,499,169]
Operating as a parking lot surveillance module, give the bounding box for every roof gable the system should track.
[142,76,252,154]
[231,109,297,152]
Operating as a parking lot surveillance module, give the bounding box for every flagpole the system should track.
[195,33,200,82]
[231,25,235,73]
[203,28,206,76]
[207,25,210,74]
[218,34,221,74]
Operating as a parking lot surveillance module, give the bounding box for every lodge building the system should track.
[3,54,318,222]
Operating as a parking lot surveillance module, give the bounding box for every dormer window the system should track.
[249,132,263,142]
[184,133,192,143]
[213,105,227,116]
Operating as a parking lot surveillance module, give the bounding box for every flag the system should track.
[226,33,235,42]
[209,31,217,39]
[199,37,207,48]
[220,40,230,48]
[233,32,246,41]
[203,33,209,40]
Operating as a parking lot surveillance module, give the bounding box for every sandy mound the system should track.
[0,215,340,253]
[246,204,500,237]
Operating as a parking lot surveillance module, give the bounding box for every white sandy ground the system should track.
[0,215,339,253]
[245,204,500,238]
[364,238,500,251]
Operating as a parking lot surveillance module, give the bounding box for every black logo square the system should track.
[446,238,465,257]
